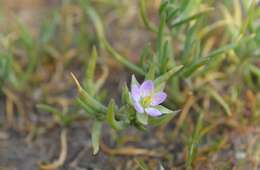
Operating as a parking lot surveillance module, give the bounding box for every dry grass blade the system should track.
[39,128,68,170]
[100,143,163,158]
[3,87,26,128]
[173,92,195,137]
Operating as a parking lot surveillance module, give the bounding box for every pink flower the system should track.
[130,75,167,117]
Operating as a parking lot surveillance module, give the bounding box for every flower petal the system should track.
[151,92,167,106]
[140,80,154,97]
[145,107,162,117]
[133,100,144,113]
[131,84,141,101]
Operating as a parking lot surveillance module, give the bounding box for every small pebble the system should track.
[235,151,246,160]
[0,131,9,140]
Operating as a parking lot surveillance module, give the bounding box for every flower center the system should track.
[140,96,152,108]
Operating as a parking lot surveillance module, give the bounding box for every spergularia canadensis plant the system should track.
[71,0,248,155]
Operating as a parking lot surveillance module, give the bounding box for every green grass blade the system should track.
[154,65,184,86]
[170,8,213,28]
[103,40,145,75]
[139,0,157,32]
[208,88,232,116]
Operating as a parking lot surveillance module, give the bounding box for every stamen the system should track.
[141,96,152,108]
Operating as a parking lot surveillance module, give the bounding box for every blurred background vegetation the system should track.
[0,0,259,169]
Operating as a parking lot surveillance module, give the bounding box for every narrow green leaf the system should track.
[145,63,156,80]
[155,105,180,114]
[107,99,126,130]
[182,40,242,77]
[95,65,109,93]
[194,40,201,60]
[181,24,198,64]
[84,46,97,93]
[86,47,97,83]
[137,113,148,125]
[170,8,213,28]
[204,42,238,59]
[41,11,59,43]
[78,87,107,113]
[208,88,232,116]
[181,0,203,16]
[0,50,12,88]
[181,58,209,77]
[160,41,169,73]
[155,82,166,92]
[36,104,65,125]
[157,13,166,58]
[154,65,184,86]
[76,98,96,117]
[249,64,260,77]
[148,111,179,126]
[139,0,157,32]
[166,7,179,23]
[103,40,145,75]
[3,51,12,78]
[91,121,102,155]
[16,18,33,49]
[186,113,204,170]
[16,20,38,85]
[159,1,169,16]
[121,83,131,105]
[82,4,145,76]
[37,104,61,115]
[82,5,105,45]
[71,73,107,113]
[139,43,152,68]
